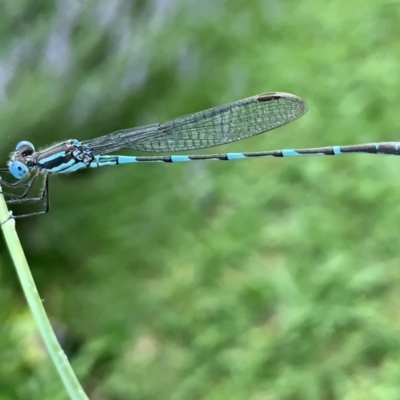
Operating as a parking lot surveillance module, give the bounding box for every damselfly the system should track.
[1,91,397,218]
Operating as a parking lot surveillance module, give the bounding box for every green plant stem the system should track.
[0,189,89,400]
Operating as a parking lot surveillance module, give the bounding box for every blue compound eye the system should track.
[9,161,29,179]
[15,141,35,154]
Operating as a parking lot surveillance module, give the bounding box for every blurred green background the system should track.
[1,0,400,399]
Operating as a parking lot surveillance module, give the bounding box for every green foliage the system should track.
[1,0,400,398]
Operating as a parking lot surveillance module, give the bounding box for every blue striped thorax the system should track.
[8,139,95,179]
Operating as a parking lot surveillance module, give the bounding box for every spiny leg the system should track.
[2,170,41,200]
[0,168,33,197]
[6,173,50,218]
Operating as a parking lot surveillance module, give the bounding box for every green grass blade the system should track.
[0,187,89,400]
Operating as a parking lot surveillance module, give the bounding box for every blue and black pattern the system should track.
[2,91,396,218]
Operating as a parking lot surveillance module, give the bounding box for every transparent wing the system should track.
[82,92,307,155]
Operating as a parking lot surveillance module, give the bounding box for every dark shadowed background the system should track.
[1,1,400,399]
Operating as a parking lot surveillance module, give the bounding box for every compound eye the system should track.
[15,141,35,155]
[9,161,29,180]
